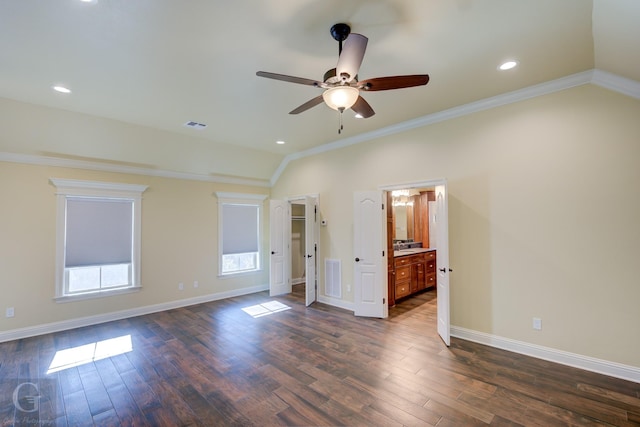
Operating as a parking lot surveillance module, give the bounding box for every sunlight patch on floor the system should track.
[47,334,133,374]
[241,300,291,318]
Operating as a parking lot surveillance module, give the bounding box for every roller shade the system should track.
[222,204,258,255]
[65,198,133,267]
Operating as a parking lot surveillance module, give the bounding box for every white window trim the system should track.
[214,192,267,277]
[50,178,148,302]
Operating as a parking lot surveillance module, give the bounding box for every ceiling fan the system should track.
[256,23,430,133]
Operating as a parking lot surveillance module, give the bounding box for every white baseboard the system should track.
[451,326,640,384]
[0,284,268,343]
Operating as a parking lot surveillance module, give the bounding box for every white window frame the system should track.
[215,192,267,277]
[50,178,147,302]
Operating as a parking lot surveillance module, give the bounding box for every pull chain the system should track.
[338,107,345,134]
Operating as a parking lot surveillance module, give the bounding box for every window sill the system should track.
[218,269,263,279]
[54,285,142,303]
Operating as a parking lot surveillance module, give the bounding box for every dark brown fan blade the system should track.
[358,74,429,91]
[256,71,323,87]
[351,96,375,118]
[289,95,324,115]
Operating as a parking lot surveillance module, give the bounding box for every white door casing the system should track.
[269,200,290,296]
[353,191,387,318]
[435,182,451,346]
[305,196,318,306]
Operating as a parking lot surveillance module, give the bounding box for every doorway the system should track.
[269,195,319,306]
[383,179,450,345]
[352,179,450,345]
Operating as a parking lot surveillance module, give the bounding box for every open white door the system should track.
[353,191,387,318]
[435,183,451,345]
[304,196,318,306]
[269,200,290,296]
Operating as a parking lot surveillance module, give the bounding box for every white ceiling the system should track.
[0,0,638,166]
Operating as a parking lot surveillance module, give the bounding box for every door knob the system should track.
[355,257,360,262]
[307,255,312,258]
[439,268,446,273]
[271,251,275,255]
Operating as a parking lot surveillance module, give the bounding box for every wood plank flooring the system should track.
[1,286,639,426]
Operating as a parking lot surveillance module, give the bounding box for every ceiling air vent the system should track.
[183,121,207,130]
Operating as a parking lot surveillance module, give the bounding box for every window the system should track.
[215,192,266,276]
[50,178,147,301]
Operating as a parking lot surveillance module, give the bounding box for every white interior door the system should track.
[304,196,318,306]
[435,183,451,346]
[269,200,290,296]
[353,191,387,318]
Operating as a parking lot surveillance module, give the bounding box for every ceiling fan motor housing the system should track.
[330,23,351,42]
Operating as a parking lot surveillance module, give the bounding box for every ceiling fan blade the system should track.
[358,74,430,91]
[289,95,325,114]
[351,96,375,118]
[336,33,368,83]
[256,71,323,87]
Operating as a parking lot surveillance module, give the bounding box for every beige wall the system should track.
[0,162,269,332]
[0,97,282,181]
[271,85,640,367]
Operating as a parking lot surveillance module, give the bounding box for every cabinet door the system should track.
[415,261,425,291]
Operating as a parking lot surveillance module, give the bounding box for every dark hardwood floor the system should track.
[1,286,638,426]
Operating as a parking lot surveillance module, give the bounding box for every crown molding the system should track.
[591,69,640,99]
[271,68,639,186]
[0,151,270,188]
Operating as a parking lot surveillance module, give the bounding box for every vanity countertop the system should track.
[393,248,435,257]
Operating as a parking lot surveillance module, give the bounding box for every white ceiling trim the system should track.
[591,69,640,99]
[270,68,639,186]
[0,152,270,188]
[2,68,637,189]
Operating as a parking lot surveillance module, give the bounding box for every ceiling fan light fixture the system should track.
[322,86,359,111]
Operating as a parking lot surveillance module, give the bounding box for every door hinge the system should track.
[382,203,384,210]
[383,298,386,304]
[382,250,385,257]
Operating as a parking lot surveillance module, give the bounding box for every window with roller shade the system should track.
[215,192,267,276]
[50,179,147,300]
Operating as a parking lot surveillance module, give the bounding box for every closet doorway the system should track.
[289,196,318,306]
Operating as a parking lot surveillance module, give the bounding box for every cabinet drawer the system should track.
[395,283,410,298]
[395,256,412,267]
[425,261,436,272]
[424,251,436,261]
[396,265,410,281]
[426,273,436,288]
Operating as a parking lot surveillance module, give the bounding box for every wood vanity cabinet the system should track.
[393,250,436,301]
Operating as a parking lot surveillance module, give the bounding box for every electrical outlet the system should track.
[532,317,542,330]
[178,282,184,291]
[193,281,198,288]
[6,307,15,318]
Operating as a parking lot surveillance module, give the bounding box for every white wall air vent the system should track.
[183,121,207,129]
[324,259,341,298]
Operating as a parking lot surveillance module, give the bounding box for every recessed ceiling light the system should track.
[52,85,71,94]
[276,140,286,145]
[498,60,518,71]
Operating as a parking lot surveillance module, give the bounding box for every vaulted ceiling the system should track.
[1,0,638,180]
